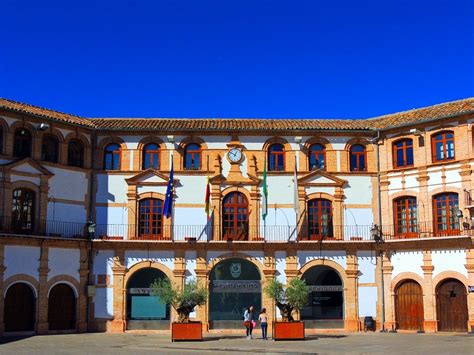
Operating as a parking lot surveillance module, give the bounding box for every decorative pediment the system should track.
[125,168,178,186]
[3,158,54,178]
[297,169,346,187]
[209,172,260,186]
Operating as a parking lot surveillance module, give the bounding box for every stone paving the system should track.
[0,332,473,354]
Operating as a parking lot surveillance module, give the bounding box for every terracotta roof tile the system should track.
[369,97,474,129]
[90,117,371,131]
[0,98,94,127]
[1,97,473,132]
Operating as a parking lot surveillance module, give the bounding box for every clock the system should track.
[228,147,243,163]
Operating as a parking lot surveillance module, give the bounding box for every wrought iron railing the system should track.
[0,217,470,242]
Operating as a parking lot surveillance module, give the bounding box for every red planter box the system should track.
[273,321,305,340]
[171,322,203,341]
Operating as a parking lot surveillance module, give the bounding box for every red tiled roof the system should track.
[0,98,94,127]
[1,97,473,132]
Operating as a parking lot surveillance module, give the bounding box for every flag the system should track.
[163,161,174,218]
[262,158,268,221]
[293,158,300,218]
[205,176,211,219]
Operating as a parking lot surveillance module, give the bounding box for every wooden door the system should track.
[4,283,35,331]
[436,279,468,332]
[395,280,424,331]
[48,284,76,330]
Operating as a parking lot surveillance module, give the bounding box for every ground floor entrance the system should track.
[4,283,36,332]
[300,265,344,328]
[395,280,424,331]
[209,258,261,329]
[436,279,468,332]
[126,267,170,330]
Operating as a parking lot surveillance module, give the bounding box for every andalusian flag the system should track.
[262,158,268,221]
[204,176,211,219]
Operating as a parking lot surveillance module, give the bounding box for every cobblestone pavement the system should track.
[0,332,473,354]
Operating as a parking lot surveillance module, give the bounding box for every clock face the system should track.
[228,148,243,163]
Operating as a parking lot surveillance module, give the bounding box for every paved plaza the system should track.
[0,332,472,354]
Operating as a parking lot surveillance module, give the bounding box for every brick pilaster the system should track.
[110,250,126,333]
[345,252,359,331]
[421,251,437,332]
[466,248,474,332]
[37,244,50,334]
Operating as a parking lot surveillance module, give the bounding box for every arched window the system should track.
[309,143,326,170]
[393,196,418,238]
[104,143,121,170]
[12,188,35,233]
[222,192,248,240]
[67,139,84,168]
[183,143,201,170]
[0,126,4,154]
[138,198,164,239]
[349,144,367,172]
[268,143,285,171]
[41,134,59,163]
[433,193,459,236]
[432,131,455,163]
[393,139,413,168]
[13,128,32,158]
[307,199,333,240]
[142,143,160,170]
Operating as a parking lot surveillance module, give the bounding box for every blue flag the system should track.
[163,161,174,218]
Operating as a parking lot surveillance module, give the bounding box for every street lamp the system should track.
[86,221,96,239]
[370,224,382,242]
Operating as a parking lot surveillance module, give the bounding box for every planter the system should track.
[273,321,305,340]
[171,322,202,341]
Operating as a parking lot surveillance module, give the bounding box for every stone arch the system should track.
[176,136,208,171]
[207,252,265,280]
[299,258,348,287]
[4,274,39,298]
[342,137,373,173]
[391,272,426,295]
[262,136,291,151]
[137,191,166,201]
[46,275,80,298]
[38,129,64,163]
[124,260,174,286]
[302,137,333,172]
[8,121,37,158]
[63,132,91,168]
[136,136,166,171]
[432,271,469,289]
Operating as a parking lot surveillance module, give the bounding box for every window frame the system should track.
[67,139,85,168]
[432,193,459,236]
[306,198,333,240]
[13,128,32,159]
[103,143,121,170]
[183,143,202,170]
[392,139,414,169]
[11,188,35,233]
[41,134,60,163]
[268,143,285,172]
[349,144,367,172]
[393,196,418,238]
[309,143,326,170]
[138,198,164,240]
[142,143,160,170]
[431,131,455,163]
[222,192,249,241]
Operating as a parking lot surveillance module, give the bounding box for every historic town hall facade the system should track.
[0,97,473,335]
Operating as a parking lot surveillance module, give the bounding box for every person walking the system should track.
[259,308,268,340]
[243,305,254,339]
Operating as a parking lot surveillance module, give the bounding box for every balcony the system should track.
[0,217,471,243]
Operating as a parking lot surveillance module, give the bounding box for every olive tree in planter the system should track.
[264,278,309,340]
[150,278,207,341]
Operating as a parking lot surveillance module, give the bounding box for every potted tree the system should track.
[264,278,309,340]
[150,278,207,341]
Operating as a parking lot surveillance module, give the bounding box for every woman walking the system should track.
[259,308,268,340]
[243,305,254,339]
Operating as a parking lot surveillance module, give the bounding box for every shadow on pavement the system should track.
[0,335,34,345]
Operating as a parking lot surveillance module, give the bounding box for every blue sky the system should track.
[1,0,472,118]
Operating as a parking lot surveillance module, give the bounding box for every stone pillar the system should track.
[333,187,345,240]
[37,244,50,334]
[381,253,395,331]
[466,248,474,332]
[0,243,5,335]
[262,249,276,334]
[77,243,89,333]
[250,187,260,240]
[195,250,209,331]
[345,252,359,331]
[110,250,126,333]
[421,251,437,332]
[284,248,299,321]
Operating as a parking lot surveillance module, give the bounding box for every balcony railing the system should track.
[0,217,471,242]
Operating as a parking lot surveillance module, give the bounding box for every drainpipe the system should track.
[374,130,386,332]
[86,130,97,331]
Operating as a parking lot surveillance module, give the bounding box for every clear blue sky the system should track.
[1,0,473,119]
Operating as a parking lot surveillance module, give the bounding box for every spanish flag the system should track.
[205,176,211,219]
